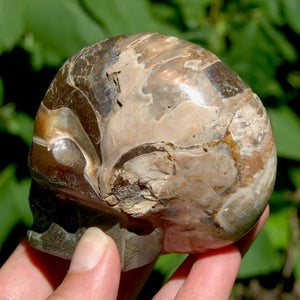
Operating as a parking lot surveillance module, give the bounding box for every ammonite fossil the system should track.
[27,32,277,271]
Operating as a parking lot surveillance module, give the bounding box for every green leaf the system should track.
[262,0,284,25]
[25,0,107,66]
[0,165,32,247]
[0,0,27,53]
[238,208,292,278]
[154,253,188,282]
[82,0,180,36]
[0,166,19,246]
[261,18,297,62]
[238,229,283,278]
[280,0,300,34]
[293,243,300,282]
[265,207,293,250]
[268,107,300,161]
[225,21,283,98]
[13,177,33,226]
[0,77,4,107]
[287,71,300,89]
[289,167,300,189]
[150,2,179,24]
[172,0,211,30]
[22,33,65,69]
[0,103,34,147]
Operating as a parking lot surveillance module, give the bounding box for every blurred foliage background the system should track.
[1,0,300,298]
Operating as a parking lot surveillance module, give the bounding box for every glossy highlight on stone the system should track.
[27,32,277,271]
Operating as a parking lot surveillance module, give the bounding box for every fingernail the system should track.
[69,227,109,273]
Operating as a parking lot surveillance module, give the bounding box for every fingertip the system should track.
[69,227,112,273]
[49,227,121,300]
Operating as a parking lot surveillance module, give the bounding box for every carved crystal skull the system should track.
[27,32,277,271]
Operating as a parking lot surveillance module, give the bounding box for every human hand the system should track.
[0,206,269,300]
[153,206,270,300]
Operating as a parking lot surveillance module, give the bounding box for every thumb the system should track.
[48,227,121,300]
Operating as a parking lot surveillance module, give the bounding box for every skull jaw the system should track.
[27,180,163,271]
[27,222,163,271]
